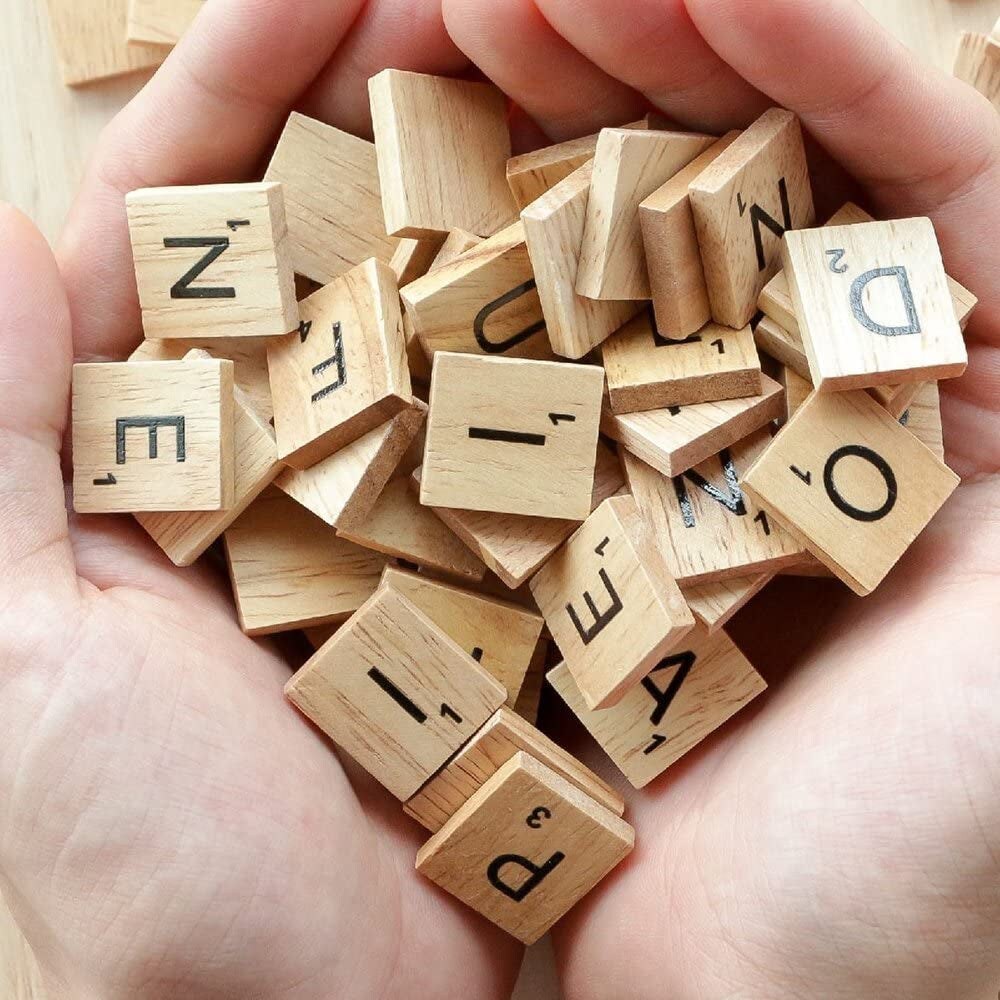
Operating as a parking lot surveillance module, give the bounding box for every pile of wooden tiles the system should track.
[69,69,975,943]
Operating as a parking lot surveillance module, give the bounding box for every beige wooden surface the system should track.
[0,0,996,997]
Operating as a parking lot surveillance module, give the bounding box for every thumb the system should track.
[0,205,77,593]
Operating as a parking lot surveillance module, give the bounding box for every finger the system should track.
[301,0,471,141]
[0,206,77,593]
[442,0,647,142]
[685,0,1000,344]
[531,0,770,132]
[58,0,370,362]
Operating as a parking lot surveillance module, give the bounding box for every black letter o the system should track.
[823,445,897,523]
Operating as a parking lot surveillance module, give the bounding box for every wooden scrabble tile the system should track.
[954,31,1000,110]
[522,161,642,360]
[413,439,625,588]
[513,639,548,725]
[136,380,281,566]
[639,131,740,340]
[72,359,234,514]
[405,707,623,832]
[601,373,784,478]
[900,382,944,460]
[506,115,668,211]
[46,0,164,86]
[431,229,483,269]
[602,310,761,413]
[682,573,772,634]
[576,129,715,301]
[380,566,544,706]
[690,108,815,328]
[548,624,765,788]
[759,203,977,338]
[624,429,806,585]
[784,218,967,390]
[778,363,813,422]
[126,182,298,340]
[507,135,599,211]
[869,381,922,420]
[127,0,201,45]
[401,221,555,361]
[530,495,694,710]
[416,751,634,944]
[741,390,959,595]
[130,337,273,423]
[752,314,809,380]
[224,488,387,635]
[268,259,411,469]
[369,70,517,238]
[391,236,447,286]
[275,402,426,528]
[286,587,506,800]
[421,353,604,519]
[263,113,400,286]
[338,478,487,581]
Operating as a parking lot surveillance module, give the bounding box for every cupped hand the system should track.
[441,1,1000,997]
[0,3,520,999]
[3,1,1000,999]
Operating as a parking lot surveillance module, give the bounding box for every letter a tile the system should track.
[783,218,967,391]
[741,389,959,595]
[285,587,506,800]
[416,751,634,944]
[549,624,765,787]
[529,495,695,709]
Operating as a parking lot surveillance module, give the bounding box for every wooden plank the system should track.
[127,0,202,46]
[45,0,163,86]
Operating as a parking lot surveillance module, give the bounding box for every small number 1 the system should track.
[710,338,725,355]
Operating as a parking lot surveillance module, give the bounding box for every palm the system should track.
[1,514,520,1000]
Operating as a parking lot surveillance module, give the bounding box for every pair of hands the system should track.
[1,1,999,997]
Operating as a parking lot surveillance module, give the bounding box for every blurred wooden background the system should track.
[0,0,995,996]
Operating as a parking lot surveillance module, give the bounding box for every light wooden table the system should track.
[0,1,995,997]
